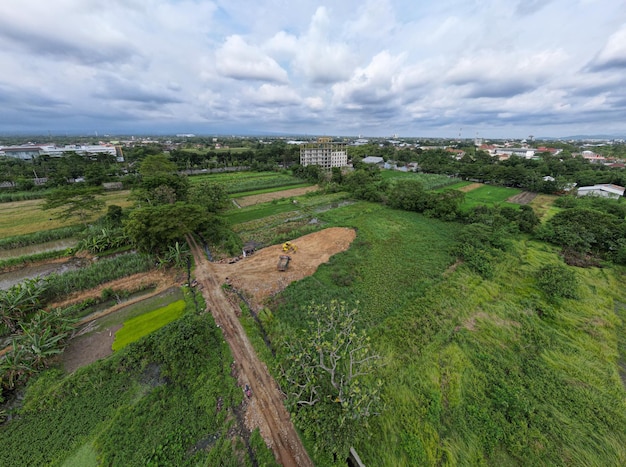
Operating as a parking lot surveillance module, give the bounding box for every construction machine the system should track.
[277,255,291,271]
[282,241,297,253]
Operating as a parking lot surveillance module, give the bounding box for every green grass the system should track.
[62,441,98,467]
[112,299,186,351]
[97,287,184,329]
[247,200,626,466]
[380,171,461,189]
[461,185,522,210]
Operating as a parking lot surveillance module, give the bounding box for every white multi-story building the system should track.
[0,144,123,161]
[300,137,347,169]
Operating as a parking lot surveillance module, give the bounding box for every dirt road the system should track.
[187,234,314,467]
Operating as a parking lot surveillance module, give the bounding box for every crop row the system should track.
[191,171,303,193]
[382,171,461,190]
[0,225,82,250]
[44,253,155,302]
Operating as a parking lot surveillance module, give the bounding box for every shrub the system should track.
[535,263,579,300]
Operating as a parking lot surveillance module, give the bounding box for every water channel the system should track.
[0,256,86,290]
[0,238,77,260]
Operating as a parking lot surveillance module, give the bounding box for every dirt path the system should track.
[507,191,538,204]
[187,234,314,467]
[457,182,483,192]
[234,185,319,207]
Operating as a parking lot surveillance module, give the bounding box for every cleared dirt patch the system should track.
[234,185,319,207]
[63,323,121,373]
[211,227,357,310]
[457,182,483,192]
[507,191,538,204]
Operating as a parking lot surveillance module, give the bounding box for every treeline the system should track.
[301,163,626,274]
[413,148,626,193]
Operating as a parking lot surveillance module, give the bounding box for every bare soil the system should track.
[507,191,538,204]
[234,185,319,207]
[458,182,483,192]
[212,227,356,310]
[63,323,122,373]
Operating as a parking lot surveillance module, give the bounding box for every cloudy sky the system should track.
[1,0,625,138]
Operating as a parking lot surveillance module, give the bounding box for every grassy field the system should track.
[529,193,561,221]
[380,170,461,189]
[237,200,626,466]
[439,180,473,190]
[225,191,348,226]
[112,299,186,351]
[460,185,522,210]
[0,190,132,238]
[189,171,304,194]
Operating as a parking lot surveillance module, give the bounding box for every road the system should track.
[187,235,313,467]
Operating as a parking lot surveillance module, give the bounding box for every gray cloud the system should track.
[93,78,183,105]
[515,0,555,16]
[0,0,625,138]
[0,22,137,65]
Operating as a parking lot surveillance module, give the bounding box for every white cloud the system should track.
[216,35,289,83]
[590,23,626,70]
[0,0,625,137]
[244,84,301,106]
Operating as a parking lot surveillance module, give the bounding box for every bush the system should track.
[535,263,579,300]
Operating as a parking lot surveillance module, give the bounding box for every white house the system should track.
[361,156,384,165]
[577,184,624,199]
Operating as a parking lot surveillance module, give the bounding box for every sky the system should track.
[1,0,626,139]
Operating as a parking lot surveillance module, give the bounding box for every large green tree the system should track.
[124,202,211,252]
[42,185,105,225]
[188,180,229,213]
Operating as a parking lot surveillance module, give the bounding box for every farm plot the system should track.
[190,171,304,194]
[381,171,461,189]
[460,185,522,210]
[112,299,186,351]
[234,185,319,207]
[0,190,132,238]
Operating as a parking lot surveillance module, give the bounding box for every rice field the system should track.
[0,190,132,238]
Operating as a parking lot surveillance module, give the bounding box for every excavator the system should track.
[282,241,297,253]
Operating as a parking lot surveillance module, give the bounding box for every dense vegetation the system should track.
[246,200,626,466]
[1,148,626,466]
[0,301,275,466]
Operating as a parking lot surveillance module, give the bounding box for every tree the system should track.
[42,185,105,225]
[134,173,190,205]
[124,202,211,253]
[138,154,177,176]
[189,180,229,213]
[387,179,428,211]
[281,301,382,456]
[537,207,622,256]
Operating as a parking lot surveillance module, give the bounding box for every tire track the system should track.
[187,234,313,467]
